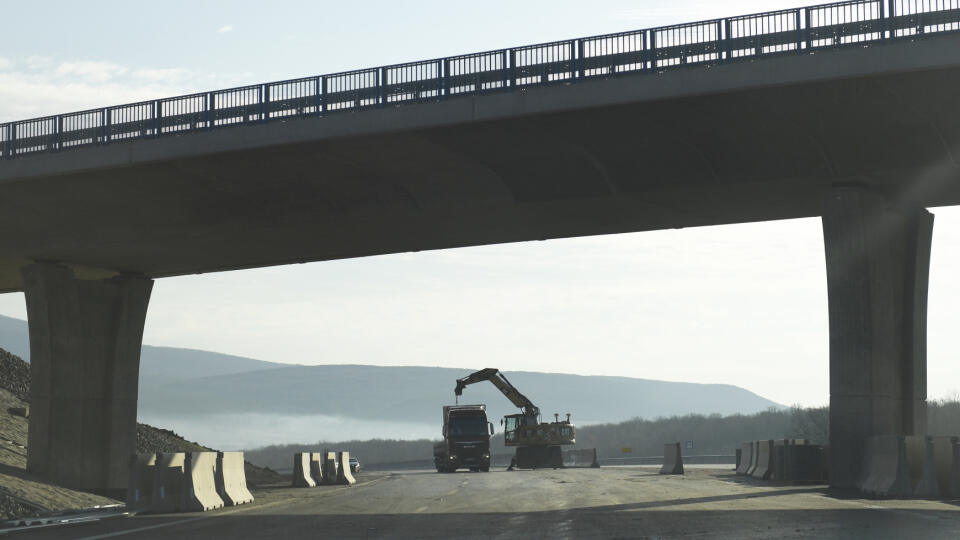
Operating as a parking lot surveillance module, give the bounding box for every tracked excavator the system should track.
[454,368,576,469]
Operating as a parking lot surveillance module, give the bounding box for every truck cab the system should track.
[434,405,494,472]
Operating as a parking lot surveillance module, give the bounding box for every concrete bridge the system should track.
[1,0,959,494]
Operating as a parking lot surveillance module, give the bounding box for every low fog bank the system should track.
[137,412,438,450]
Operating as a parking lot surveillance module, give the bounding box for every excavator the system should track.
[454,368,576,469]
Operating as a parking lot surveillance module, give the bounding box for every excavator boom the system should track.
[454,368,540,417]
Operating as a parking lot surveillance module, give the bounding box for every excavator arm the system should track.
[454,368,540,418]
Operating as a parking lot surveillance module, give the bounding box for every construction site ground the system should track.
[11,467,960,539]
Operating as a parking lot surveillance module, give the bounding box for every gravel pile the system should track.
[0,493,39,521]
[135,424,210,454]
[0,349,30,403]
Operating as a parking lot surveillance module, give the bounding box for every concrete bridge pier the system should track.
[821,187,932,489]
[21,263,152,496]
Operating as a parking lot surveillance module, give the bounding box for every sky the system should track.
[1,0,959,409]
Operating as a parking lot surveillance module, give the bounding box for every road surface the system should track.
[11,467,960,539]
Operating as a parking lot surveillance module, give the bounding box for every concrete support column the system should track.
[21,263,153,495]
[821,187,932,489]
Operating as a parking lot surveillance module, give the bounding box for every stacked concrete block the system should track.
[337,452,356,485]
[127,453,157,511]
[216,452,254,506]
[659,443,684,475]
[292,452,316,487]
[182,452,224,512]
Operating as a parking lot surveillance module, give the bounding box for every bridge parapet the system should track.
[2,0,959,161]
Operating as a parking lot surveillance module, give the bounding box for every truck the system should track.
[433,404,494,473]
[454,368,576,469]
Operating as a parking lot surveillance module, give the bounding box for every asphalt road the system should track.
[11,468,960,539]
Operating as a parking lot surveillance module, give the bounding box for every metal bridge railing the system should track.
[2,0,959,160]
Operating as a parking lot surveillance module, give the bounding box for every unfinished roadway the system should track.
[12,468,960,539]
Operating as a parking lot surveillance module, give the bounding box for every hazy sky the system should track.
[1,1,959,409]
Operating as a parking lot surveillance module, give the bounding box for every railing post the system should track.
[721,20,729,62]
[105,108,112,144]
[577,39,585,79]
[262,84,269,122]
[206,92,213,129]
[887,0,895,40]
[320,76,327,115]
[441,59,449,98]
[796,9,803,52]
[9,123,15,158]
[649,30,657,70]
[55,116,62,151]
[510,49,517,89]
[569,40,577,81]
[502,50,509,91]
[153,100,160,138]
[805,8,813,50]
[379,67,386,107]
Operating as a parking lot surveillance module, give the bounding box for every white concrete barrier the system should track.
[747,441,760,476]
[659,443,683,475]
[310,452,325,485]
[905,436,939,498]
[127,453,156,511]
[337,451,356,485]
[182,452,224,512]
[736,442,752,475]
[151,453,186,513]
[322,452,338,485]
[859,436,911,497]
[751,440,773,480]
[216,452,254,506]
[293,452,316,487]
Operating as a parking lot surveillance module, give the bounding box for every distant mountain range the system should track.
[0,314,781,442]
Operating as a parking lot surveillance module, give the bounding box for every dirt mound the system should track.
[0,348,30,403]
[0,346,284,504]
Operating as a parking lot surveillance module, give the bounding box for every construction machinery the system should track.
[454,368,576,469]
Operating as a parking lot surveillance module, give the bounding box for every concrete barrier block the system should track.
[930,436,959,498]
[182,452,224,512]
[590,448,600,468]
[337,452,356,485]
[905,436,939,498]
[127,453,156,511]
[771,439,789,481]
[736,442,752,475]
[751,440,774,480]
[321,452,338,485]
[151,452,186,513]
[783,444,827,484]
[659,443,684,475]
[310,452,324,485]
[216,452,254,506]
[293,452,316,487]
[859,436,911,497]
[746,441,760,476]
[735,448,741,471]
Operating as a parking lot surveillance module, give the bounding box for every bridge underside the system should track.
[1,40,959,293]
[1,36,959,493]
